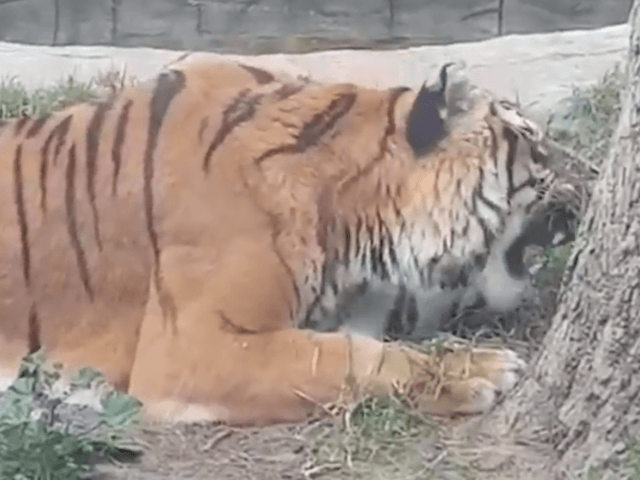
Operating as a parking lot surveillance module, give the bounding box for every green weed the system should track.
[0,76,98,120]
[0,352,142,480]
[306,395,444,479]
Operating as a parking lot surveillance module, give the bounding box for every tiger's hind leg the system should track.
[127,243,525,425]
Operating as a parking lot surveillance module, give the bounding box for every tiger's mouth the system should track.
[505,184,581,279]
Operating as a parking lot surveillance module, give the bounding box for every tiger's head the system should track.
[385,62,579,306]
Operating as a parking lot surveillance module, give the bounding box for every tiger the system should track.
[0,56,576,426]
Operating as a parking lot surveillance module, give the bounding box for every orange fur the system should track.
[0,58,526,425]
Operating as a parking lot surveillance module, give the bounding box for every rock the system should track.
[0,23,630,121]
[0,0,632,53]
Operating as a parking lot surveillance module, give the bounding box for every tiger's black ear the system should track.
[406,62,454,157]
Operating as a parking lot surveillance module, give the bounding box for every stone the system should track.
[0,0,633,53]
[0,23,629,121]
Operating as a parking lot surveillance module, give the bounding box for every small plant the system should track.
[547,63,625,169]
[306,395,442,479]
[0,352,142,480]
[627,439,640,480]
[0,75,98,120]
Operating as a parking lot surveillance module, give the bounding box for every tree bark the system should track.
[487,2,640,478]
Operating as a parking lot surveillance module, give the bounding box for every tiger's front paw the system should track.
[404,346,525,416]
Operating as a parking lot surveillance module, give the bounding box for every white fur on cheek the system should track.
[478,250,529,312]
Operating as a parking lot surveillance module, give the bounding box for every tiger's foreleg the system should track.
[127,244,524,425]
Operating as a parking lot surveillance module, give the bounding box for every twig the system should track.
[302,462,342,479]
[546,138,601,175]
[293,389,336,417]
[199,429,233,452]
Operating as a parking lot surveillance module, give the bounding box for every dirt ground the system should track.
[92,415,469,480]
[93,421,313,480]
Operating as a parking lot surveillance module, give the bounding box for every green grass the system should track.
[305,395,445,480]
[0,352,142,480]
[547,63,625,169]
[0,76,98,120]
[573,440,640,480]
[626,440,640,480]
[534,64,624,283]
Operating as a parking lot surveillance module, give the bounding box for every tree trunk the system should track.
[485,2,640,478]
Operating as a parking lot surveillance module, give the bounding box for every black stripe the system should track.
[198,117,209,144]
[273,83,305,101]
[218,310,258,334]
[254,92,357,165]
[378,239,390,281]
[65,145,94,300]
[26,115,50,138]
[376,211,388,274]
[385,284,407,336]
[143,70,186,322]
[14,117,30,135]
[338,87,410,194]
[330,279,339,297]
[378,212,396,279]
[462,219,470,237]
[354,216,363,260]
[239,64,275,85]
[342,223,351,265]
[471,192,494,250]
[490,127,498,168]
[387,234,399,272]
[86,101,113,250]
[52,115,72,166]
[39,115,73,213]
[111,100,133,196]
[203,90,262,172]
[406,292,419,333]
[504,127,519,198]
[366,220,376,275]
[426,257,438,287]
[360,244,368,270]
[13,145,31,287]
[475,188,502,215]
[512,176,538,195]
[27,304,41,354]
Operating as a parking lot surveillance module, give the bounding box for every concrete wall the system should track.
[0,24,628,124]
[0,0,633,54]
